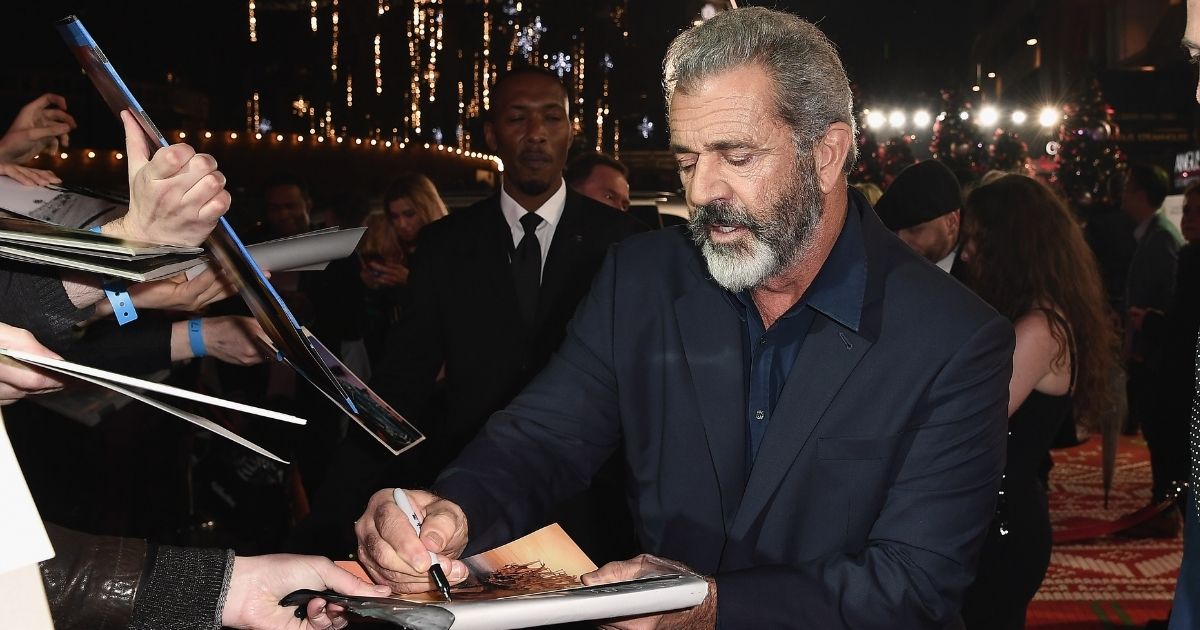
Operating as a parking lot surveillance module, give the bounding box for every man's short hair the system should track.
[1126,162,1169,209]
[565,152,629,187]
[487,65,568,121]
[262,174,311,201]
[663,7,858,171]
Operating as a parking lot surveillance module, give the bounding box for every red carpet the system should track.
[1027,435,1180,628]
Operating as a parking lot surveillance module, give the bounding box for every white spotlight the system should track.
[888,110,906,129]
[866,110,886,130]
[1038,107,1060,127]
[1011,110,1028,125]
[912,110,932,128]
[959,111,970,121]
[977,106,999,127]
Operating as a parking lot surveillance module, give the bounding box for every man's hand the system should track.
[354,488,471,594]
[0,323,64,405]
[123,269,236,314]
[201,316,270,365]
[0,93,76,164]
[0,162,60,187]
[220,554,393,630]
[582,555,717,630]
[103,110,230,246]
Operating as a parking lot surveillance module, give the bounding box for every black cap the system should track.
[874,160,963,232]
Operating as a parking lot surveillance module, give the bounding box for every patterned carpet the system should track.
[1027,435,1180,628]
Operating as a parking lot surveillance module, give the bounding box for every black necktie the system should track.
[512,212,544,325]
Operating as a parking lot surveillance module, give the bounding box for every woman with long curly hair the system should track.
[957,174,1119,629]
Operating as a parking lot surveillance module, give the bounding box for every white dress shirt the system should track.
[499,178,567,277]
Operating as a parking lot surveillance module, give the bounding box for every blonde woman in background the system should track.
[360,173,448,364]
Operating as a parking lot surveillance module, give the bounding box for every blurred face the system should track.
[485,74,573,204]
[897,211,960,263]
[671,64,823,292]
[1187,0,1200,103]
[1183,192,1200,243]
[574,165,630,211]
[387,197,425,243]
[264,184,311,237]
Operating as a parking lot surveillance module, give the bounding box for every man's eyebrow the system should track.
[669,139,757,153]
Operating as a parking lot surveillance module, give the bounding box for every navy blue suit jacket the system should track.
[434,190,1014,628]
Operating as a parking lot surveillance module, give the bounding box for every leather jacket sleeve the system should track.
[37,522,235,630]
[39,522,148,630]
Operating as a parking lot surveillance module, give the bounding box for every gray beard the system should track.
[687,156,824,292]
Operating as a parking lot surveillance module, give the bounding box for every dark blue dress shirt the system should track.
[728,205,868,469]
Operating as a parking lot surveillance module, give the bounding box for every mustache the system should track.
[688,200,765,242]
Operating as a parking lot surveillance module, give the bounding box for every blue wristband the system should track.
[102,278,138,325]
[188,318,206,358]
[90,228,140,325]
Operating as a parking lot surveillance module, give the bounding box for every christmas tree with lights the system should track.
[1052,79,1125,208]
[880,135,917,183]
[988,128,1030,173]
[929,88,988,174]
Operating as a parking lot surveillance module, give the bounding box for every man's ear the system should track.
[484,120,498,153]
[947,209,962,232]
[814,122,853,194]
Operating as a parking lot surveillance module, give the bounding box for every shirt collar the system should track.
[935,246,958,272]
[500,178,567,229]
[725,190,868,332]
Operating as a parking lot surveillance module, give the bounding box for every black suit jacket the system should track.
[372,188,646,453]
[434,190,1014,628]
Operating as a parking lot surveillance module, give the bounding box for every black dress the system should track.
[962,318,1075,630]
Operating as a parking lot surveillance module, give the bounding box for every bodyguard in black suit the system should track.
[370,66,645,465]
[356,9,1012,629]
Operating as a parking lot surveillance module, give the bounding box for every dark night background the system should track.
[0,1,994,149]
[0,1,1193,199]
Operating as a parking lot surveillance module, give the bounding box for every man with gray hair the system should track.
[355,8,1012,628]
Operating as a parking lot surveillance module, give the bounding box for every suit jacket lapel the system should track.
[477,196,524,322]
[536,193,587,326]
[674,265,747,534]
[731,315,872,536]
[731,193,887,538]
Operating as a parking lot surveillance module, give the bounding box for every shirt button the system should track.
[758,337,768,346]
[755,409,765,421]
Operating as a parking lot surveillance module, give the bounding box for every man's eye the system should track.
[726,155,754,167]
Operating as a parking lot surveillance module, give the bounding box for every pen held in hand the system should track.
[393,488,454,602]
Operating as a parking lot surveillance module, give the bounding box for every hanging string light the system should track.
[457,80,466,148]
[596,55,611,152]
[613,119,620,158]
[374,34,383,94]
[481,8,492,112]
[346,74,353,108]
[247,91,261,135]
[573,37,585,135]
[427,0,444,104]
[330,0,340,80]
[248,0,257,42]
[595,106,604,153]
[378,0,386,16]
[407,7,422,136]
[310,0,318,32]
